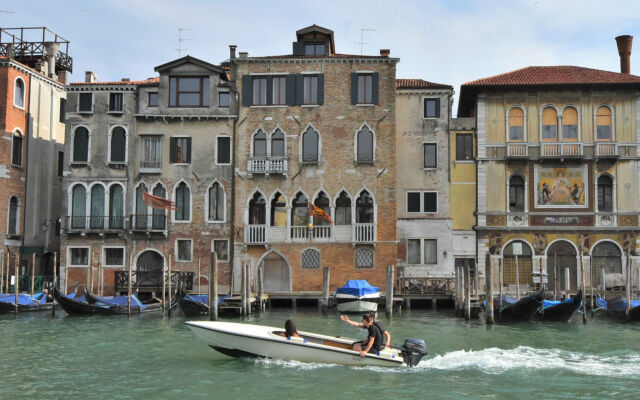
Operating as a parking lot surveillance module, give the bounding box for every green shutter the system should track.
[351,73,358,105]
[372,73,379,105]
[286,75,296,106]
[296,75,304,105]
[241,75,252,106]
[186,138,192,163]
[317,74,324,105]
[169,137,176,163]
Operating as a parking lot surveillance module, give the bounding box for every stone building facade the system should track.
[231,25,398,293]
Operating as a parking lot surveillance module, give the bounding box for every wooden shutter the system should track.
[241,75,252,106]
[296,75,304,105]
[186,138,192,163]
[351,73,358,105]
[169,137,176,163]
[266,77,273,106]
[435,98,441,118]
[372,72,379,105]
[317,74,324,105]
[286,75,297,106]
[292,42,305,56]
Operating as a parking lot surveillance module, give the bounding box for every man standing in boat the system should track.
[341,313,391,356]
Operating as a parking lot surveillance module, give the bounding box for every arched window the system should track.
[541,107,557,141]
[175,182,190,221]
[508,107,524,141]
[270,192,287,227]
[562,106,578,141]
[503,241,533,286]
[356,125,374,162]
[271,129,285,157]
[313,192,331,226]
[90,185,105,229]
[292,192,309,226]
[596,106,612,141]
[134,183,148,229]
[592,242,622,279]
[253,129,266,157]
[249,192,266,225]
[152,184,166,230]
[355,247,374,269]
[7,196,19,235]
[208,182,224,222]
[356,190,374,223]
[335,191,352,225]
[11,130,23,166]
[109,185,124,229]
[110,126,126,162]
[71,184,86,229]
[301,248,321,269]
[14,77,25,108]
[73,126,89,162]
[508,175,525,212]
[597,175,613,212]
[302,127,319,162]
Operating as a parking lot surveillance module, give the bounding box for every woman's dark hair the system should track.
[285,319,298,338]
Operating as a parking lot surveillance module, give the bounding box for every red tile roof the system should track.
[244,53,392,60]
[396,78,452,90]
[463,66,640,86]
[70,77,159,86]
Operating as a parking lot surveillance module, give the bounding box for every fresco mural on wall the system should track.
[535,166,587,208]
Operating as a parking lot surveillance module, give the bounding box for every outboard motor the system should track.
[400,338,427,367]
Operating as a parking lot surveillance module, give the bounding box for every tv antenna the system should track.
[357,28,376,55]
[174,28,194,58]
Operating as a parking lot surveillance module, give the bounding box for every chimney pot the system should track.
[85,71,98,83]
[380,49,390,57]
[615,35,633,74]
[7,44,14,59]
[229,45,237,60]
[239,51,248,59]
[121,78,130,82]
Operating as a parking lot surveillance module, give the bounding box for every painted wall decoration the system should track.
[535,166,588,208]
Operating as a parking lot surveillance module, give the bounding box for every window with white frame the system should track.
[424,98,440,118]
[357,74,373,104]
[103,247,124,266]
[356,125,374,162]
[423,143,436,168]
[272,76,287,105]
[169,76,210,107]
[271,129,285,157]
[7,195,19,235]
[140,136,162,169]
[407,239,421,264]
[406,191,437,213]
[253,129,267,157]
[303,75,318,105]
[11,130,23,166]
[208,182,224,222]
[109,93,123,112]
[213,240,229,261]
[110,126,126,163]
[14,77,25,108]
[301,126,319,162]
[69,247,89,266]
[217,136,231,164]
[508,107,524,141]
[407,239,437,264]
[301,248,320,269]
[541,106,558,141]
[72,126,90,163]
[252,77,267,106]
[424,239,437,264]
[355,247,374,268]
[175,182,191,221]
[176,239,192,261]
[596,106,612,141]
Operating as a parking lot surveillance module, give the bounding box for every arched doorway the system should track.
[260,252,291,293]
[503,240,533,288]
[546,241,577,292]
[136,250,164,288]
[591,241,622,290]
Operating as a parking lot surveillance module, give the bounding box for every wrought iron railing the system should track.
[130,214,166,231]
[114,271,193,292]
[66,216,126,232]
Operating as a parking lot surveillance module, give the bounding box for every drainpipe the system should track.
[229,59,238,294]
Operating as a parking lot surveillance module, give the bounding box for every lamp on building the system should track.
[442,250,448,258]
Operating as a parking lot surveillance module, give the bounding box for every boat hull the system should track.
[335,293,379,313]
[494,288,545,323]
[52,287,95,315]
[186,321,404,367]
[536,290,582,322]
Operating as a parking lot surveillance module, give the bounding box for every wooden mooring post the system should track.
[246,262,252,316]
[98,259,103,296]
[386,265,394,317]
[128,250,133,317]
[52,252,57,317]
[162,257,166,315]
[209,251,218,321]
[198,258,201,295]
[486,256,495,324]
[31,253,35,297]
[0,252,5,293]
[14,252,19,314]
[321,266,330,313]
[626,249,632,319]
[241,262,247,317]
[257,264,264,313]
[168,254,172,318]
[464,261,471,321]
[580,251,587,324]
[5,252,10,294]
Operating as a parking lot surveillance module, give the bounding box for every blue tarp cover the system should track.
[542,297,576,309]
[336,280,379,297]
[183,293,229,305]
[597,296,640,310]
[0,294,37,306]
[95,295,136,307]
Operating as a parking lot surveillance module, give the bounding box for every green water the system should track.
[1,308,639,400]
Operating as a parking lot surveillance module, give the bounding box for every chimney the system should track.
[239,51,248,59]
[121,78,130,82]
[85,71,98,83]
[380,49,390,58]
[44,42,61,79]
[7,43,14,59]
[615,35,633,74]
[229,45,237,60]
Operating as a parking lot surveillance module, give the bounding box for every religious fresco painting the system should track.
[535,166,587,208]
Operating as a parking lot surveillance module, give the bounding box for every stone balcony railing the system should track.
[243,223,376,245]
[247,157,288,177]
[540,142,584,158]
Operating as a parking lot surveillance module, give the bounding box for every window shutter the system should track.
[169,138,176,163]
[286,75,297,106]
[435,98,441,118]
[317,74,324,105]
[351,73,358,105]
[372,72,379,105]
[60,98,66,123]
[266,77,273,106]
[296,74,304,105]
[292,42,305,56]
[241,75,252,107]
[186,138,192,163]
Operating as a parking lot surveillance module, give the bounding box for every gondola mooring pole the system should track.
[6,252,10,294]
[162,256,166,315]
[168,254,172,318]
[580,248,587,324]
[15,252,19,315]
[626,249,632,319]
[499,257,503,313]
[209,251,218,321]
[31,253,35,297]
[241,261,247,317]
[486,256,494,324]
[52,252,57,317]
[553,251,558,301]
[198,257,201,296]
[464,261,471,321]
[128,250,133,317]
[0,252,5,293]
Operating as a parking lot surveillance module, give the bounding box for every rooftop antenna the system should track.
[357,28,375,55]
[174,28,193,58]
[0,10,16,14]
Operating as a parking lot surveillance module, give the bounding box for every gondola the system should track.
[52,286,97,315]
[536,289,582,322]
[492,287,545,322]
[595,296,640,321]
[178,290,230,317]
[85,291,163,315]
[0,292,54,314]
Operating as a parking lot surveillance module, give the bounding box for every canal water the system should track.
[1,308,639,399]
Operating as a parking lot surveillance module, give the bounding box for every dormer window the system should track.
[305,43,326,56]
[169,76,210,107]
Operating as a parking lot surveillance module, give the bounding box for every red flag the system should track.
[308,203,333,224]
[143,191,177,210]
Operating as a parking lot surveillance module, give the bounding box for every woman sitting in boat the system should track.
[285,319,301,339]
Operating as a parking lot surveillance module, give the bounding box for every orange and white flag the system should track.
[142,191,177,210]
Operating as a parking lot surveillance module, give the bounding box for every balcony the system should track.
[595,143,619,158]
[66,216,126,233]
[506,143,528,158]
[247,157,288,177]
[354,223,376,243]
[244,224,373,244]
[245,224,268,245]
[130,214,167,233]
[139,160,162,173]
[540,142,583,158]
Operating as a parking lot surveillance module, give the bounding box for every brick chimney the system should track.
[615,35,633,74]
[380,49,390,57]
[229,45,237,60]
[85,71,98,83]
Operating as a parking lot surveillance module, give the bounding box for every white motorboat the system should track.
[185,321,427,367]
[335,280,380,314]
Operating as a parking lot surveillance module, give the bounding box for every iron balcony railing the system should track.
[139,160,162,172]
[130,214,167,232]
[67,216,126,232]
[115,271,193,292]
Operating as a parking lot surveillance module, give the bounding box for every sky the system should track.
[2,0,639,114]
